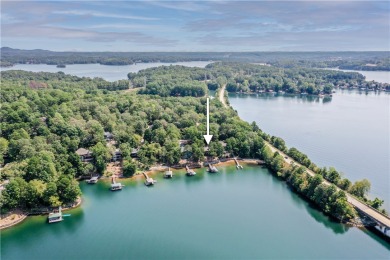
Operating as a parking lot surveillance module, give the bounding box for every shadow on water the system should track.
[1,208,85,249]
[263,171,350,235]
[230,93,333,104]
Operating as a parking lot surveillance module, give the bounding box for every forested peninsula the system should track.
[2,47,389,71]
[0,63,386,227]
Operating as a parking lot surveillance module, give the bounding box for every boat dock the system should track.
[86,176,98,184]
[143,172,156,186]
[111,176,123,191]
[207,163,218,173]
[48,207,63,223]
[234,158,243,169]
[164,167,173,178]
[186,165,196,176]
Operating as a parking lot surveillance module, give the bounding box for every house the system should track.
[104,132,114,141]
[76,148,93,162]
[111,149,122,162]
[131,148,139,158]
[179,140,191,159]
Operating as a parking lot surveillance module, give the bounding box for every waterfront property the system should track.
[2,165,389,259]
[76,148,93,162]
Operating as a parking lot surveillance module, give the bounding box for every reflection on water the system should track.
[2,165,389,259]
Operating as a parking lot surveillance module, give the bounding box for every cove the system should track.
[1,165,389,259]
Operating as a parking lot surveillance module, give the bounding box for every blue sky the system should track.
[1,1,389,51]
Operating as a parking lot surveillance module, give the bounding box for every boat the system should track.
[48,207,63,223]
[56,64,66,68]
[164,167,173,178]
[86,176,98,184]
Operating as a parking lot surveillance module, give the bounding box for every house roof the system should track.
[76,148,91,156]
[48,212,62,219]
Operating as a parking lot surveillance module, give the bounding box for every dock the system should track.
[207,163,218,173]
[186,165,196,176]
[111,176,123,191]
[234,158,243,169]
[86,176,98,184]
[48,207,63,223]
[164,167,173,178]
[143,172,156,186]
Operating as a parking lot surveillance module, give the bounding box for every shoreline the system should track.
[0,197,82,230]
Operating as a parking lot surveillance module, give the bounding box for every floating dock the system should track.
[143,172,156,186]
[164,167,173,178]
[48,207,63,223]
[111,176,123,191]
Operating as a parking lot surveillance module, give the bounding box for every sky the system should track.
[1,0,389,52]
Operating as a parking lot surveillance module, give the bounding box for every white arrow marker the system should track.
[203,97,213,145]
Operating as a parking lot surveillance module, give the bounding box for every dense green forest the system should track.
[0,65,385,222]
[129,63,388,97]
[2,47,389,71]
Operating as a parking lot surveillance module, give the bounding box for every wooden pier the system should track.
[207,163,218,173]
[234,158,243,169]
[143,172,156,186]
[186,165,196,176]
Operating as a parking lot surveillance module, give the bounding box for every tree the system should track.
[43,182,58,205]
[25,151,57,182]
[349,179,371,198]
[123,160,137,177]
[25,180,47,208]
[209,141,224,158]
[370,198,384,209]
[191,143,204,162]
[337,178,352,191]
[2,178,28,210]
[56,175,81,204]
[162,140,181,165]
[83,120,104,147]
[0,137,9,165]
[91,142,111,174]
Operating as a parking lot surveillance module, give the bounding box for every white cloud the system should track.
[53,10,159,21]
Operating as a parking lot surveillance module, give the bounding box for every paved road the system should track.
[218,84,228,108]
[265,142,390,227]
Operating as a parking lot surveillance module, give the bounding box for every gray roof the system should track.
[76,148,91,156]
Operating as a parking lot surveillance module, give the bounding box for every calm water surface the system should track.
[229,90,390,210]
[1,166,389,259]
[0,61,211,81]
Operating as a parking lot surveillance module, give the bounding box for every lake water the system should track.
[1,64,389,258]
[330,69,390,84]
[0,61,211,82]
[1,165,389,259]
[229,90,390,210]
